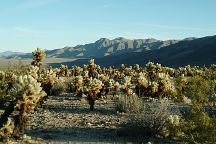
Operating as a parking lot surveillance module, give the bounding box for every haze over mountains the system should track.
[1,35,216,67]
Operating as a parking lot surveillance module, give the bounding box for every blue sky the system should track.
[0,0,216,52]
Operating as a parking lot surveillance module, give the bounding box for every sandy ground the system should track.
[24,94,130,144]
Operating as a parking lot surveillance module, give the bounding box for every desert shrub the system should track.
[117,99,175,139]
[182,111,216,143]
[166,75,216,143]
[84,77,103,110]
[4,61,29,76]
[185,76,211,105]
[115,90,175,138]
[127,101,172,137]
[115,94,143,113]
[50,78,66,96]
[68,76,83,93]
[64,78,73,93]
[166,110,216,143]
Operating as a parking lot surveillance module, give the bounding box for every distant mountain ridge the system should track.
[50,35,216,67]
[3,35,216,67]
[0,51,24,58]
[4,37,181,59]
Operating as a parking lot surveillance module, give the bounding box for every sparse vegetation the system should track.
[0,48,216,143]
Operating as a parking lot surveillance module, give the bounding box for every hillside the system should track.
[0,51,24,58]
[51,35,216,67]
[5,37,179,59]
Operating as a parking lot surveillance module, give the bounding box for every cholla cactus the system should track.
[120,64,126,72]
[165,114,182,138]
[168,115,180,127]
[40,69,57,96]
[14,75,46,114]
[135,72,148,97]
[82,70,89,78]
[133,64,140,72]
[10,75,46,137]
[158,74,176,98]
[69,76,84,97]
[123,76,132,92]
[149,81,159,94]
[28,66,39,79]
[0,118,14,140]
[5,72,17,95]
[14,75,43,98]
[31,48,46,67]
[74,76,83,90]
[85,78,104,110]
[146,62,157,81]
[179,75,188,89]
[113,81,120,96]
[182,96,192,104]
[127,88,134,95]
[155,63,163,73]
[72,66,82,76]
[138,73,148,88]
[98,74,109,82]
[102,79,114,97]
[0,71,5,81]
[57,64,69,77]
[88,59,98,78]
[146,62,155,71]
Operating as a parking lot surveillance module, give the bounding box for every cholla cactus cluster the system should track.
[70,76,83,93]
[13,75,46,135]
[39,68,57,96]
[0,74,46,139]
[85,78,103,94]
[0,118,14,140]
[137,73,148,88]
[0,71,5,80]
[88,59,98,78]
[28,66,39,79]
[133,63,177,99]
[122,76,132,95]
[168,115,180,126]
[31,48,46,67]
[85,78,104,110]
[57,64,69,77]
[0,71,17,102]
[14,75,46,109]
[157,74,176,98]
[0,46,216,142]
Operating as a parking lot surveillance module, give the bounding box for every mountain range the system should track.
[1,35,216,67]
[0,51,24,58]
[3,37,181,59]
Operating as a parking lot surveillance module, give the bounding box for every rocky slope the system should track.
[53,35,216,67]
[5,37,180,59]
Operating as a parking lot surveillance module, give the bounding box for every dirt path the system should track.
[25,94,129,144]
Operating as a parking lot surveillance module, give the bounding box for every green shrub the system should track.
[127,101,173,137]
[185,76,211,105]
[50,79,66,96]
[167,76,216,143]
[116,95,175,138]
[115,94,143,113]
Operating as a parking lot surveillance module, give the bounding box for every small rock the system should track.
[85,122,92,128]
[21,134,31,140]
[80,98,87,103]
